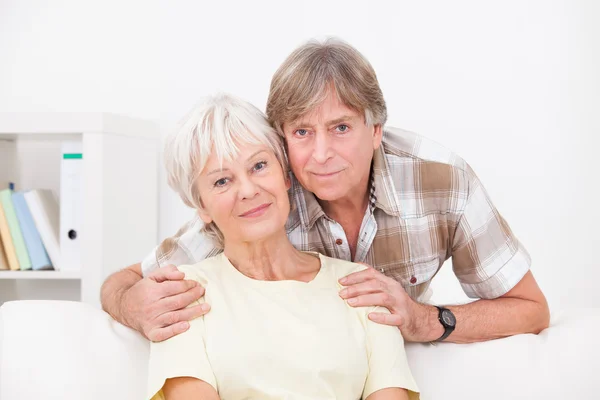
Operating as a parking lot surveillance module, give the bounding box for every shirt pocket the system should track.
[408,258,440,287]
[400,258,440,301]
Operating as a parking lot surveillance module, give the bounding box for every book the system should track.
[0,230,8,270]
[60,142,83,271]
[0,192,19,270]
[12,191,53,270]
[0,188,30,270]
[24,189,61,270]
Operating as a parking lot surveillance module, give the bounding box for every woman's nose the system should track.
[238,175,260,200]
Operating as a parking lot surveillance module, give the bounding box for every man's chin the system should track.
[311,187,345,202]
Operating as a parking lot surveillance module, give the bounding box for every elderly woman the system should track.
[147,93,420,400]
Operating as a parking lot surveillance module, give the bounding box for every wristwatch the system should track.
[434,306,456,342]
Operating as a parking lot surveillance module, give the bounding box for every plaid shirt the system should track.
[142,127,531,301]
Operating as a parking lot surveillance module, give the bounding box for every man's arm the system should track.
[414,270,549,343]
[100,263,144,328]
[339,269,549,344]
[100,263,208,341]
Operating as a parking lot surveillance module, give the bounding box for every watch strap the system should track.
[435,306,456,342]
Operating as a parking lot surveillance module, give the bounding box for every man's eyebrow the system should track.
[291,115,358,129]
[325,115,357,126]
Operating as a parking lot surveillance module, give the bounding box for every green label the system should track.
[63,153,83,159]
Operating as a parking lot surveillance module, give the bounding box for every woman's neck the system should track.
[223,232,319,282]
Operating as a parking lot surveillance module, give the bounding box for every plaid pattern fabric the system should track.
[142,127,531,301]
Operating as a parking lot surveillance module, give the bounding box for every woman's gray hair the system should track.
[266,37,387,135]
[163,92,288,248]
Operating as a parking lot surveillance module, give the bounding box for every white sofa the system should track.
[0,300,598,400]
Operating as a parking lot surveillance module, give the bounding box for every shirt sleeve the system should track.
[146,267,217,399]
[141,216,217,277]
[362,307,420,399]
[451,164,532,299]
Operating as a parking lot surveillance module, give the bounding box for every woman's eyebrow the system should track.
[206,167,229,176]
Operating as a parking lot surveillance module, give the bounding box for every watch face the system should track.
[442,310,456,327]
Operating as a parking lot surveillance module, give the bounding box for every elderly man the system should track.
[101,38,549,344]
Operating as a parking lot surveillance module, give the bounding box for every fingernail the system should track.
[348,298,357,305]
[200,304,210,312]
[339,277,347,284]
[339,289,347,297]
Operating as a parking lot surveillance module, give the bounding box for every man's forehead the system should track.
[289,107,361,128]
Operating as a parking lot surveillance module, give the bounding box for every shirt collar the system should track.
[371,142,402,217]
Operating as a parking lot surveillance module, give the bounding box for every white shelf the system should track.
[0,270,81,280]
[0,111,159,307]
[0,112,159,139]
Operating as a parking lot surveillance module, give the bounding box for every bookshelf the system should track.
[0,112,158,308]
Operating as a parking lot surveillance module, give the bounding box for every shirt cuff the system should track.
[141,247,160,278]
[460,244,532,299]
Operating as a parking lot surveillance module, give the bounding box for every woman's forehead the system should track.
[201,142,274,171]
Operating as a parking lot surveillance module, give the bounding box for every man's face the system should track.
[282,90,382,202]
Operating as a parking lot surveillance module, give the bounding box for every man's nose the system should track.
[311,132,334,164]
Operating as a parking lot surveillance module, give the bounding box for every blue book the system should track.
[12,191,52,270]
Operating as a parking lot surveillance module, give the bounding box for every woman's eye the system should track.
[214,178,228,187]
[295,129,308,137]
[336,124,349,133]
[253,161,267,172]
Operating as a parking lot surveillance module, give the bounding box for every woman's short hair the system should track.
[163,92,288,248]
[266,37,387,135]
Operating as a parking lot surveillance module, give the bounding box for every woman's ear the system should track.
[198,209,213,224]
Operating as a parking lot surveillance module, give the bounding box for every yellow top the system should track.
[147,252,419,400]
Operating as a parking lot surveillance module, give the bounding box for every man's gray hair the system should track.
[267,37,387,135]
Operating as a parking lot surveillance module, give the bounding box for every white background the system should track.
[0,0,598,310]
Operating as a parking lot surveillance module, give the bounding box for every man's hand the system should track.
[338,266,434,342]
[121,265,209,342]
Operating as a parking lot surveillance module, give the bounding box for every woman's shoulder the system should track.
[176,253,226,284]
[317,254,370,283]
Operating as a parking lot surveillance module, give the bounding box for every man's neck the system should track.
[223,233,319,281]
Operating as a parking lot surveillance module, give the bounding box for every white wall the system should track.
[0,0,598,310]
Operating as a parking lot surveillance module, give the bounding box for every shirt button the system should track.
[335,238,343,245]
[410,276,417,284]
[379,267,385,273]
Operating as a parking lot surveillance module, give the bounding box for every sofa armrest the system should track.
[0,300,149,400]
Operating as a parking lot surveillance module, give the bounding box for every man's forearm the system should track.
[100,265,143,329]
[415,296,550,344]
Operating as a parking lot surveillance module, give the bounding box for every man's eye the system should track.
[336,124,349,133]
[253,161,267,172]
[295,129,308,136]
[214,178,228,187]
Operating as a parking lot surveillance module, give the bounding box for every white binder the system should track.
[59,141,83,271]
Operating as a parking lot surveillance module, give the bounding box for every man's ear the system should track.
[285,173,292,190]
[372,124,383,150]
[198,209,213,225]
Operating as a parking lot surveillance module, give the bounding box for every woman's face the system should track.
[196,142,291,245]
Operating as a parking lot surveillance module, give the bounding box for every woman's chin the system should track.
[236,223,286,243]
